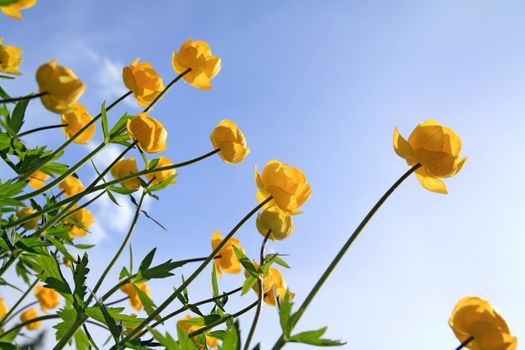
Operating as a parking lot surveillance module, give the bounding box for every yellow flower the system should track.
[59,176,84,198]
[244,265,294,307]
[65,206,94,239]
[63,256,73,267]
[394,120,467,194]
[16,207,39,229]
[255,160,311,215]
[20,308,40,330]
[177,315,220,349]
[34,285,60,313]
[27,170,49,190]
[211,231,242,278]
[126,113,167,154]
[0,38,22,75]
[144,156,176,187]
[111,158,142,190]
[36,60,85,114]
[256,208,294,241]
[449,297,517,350]
[0,298,8,319]
[123,58,165,108]
[120,282,150,311]
[172,39,221,90]
[0,0,36,20]
[244,261,274,294]
[210,119,250,164]
[60,103,96,144]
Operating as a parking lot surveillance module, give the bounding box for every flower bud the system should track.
[61,103,95,144]
[210,119,250,164]
[59,176,84,198]
[16,207,39,229]
[172,39,221,90]
[123,58,164,108]
[256,208,294,241]
[27,170,49,190]
[0,298,8,319]
[20,308,40,330]
[111,158,141,190]
[126,113,167,154]
[0,38,22,75]
[34,285,60,312]
[145,156,176,187]
[65,206,94,239]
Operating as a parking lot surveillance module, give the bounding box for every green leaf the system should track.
[47,237,75,262]
[54,307,77,340]
[106,189,120,206]
[0,0,18,5]
[232,246,258,276]
[109,113,131,137]
[0,85,10,99]
[85,306,143,329]
[147,174,177,193]
[73,253,90,309]
[177,323,197,350]
[41,162,69,177]
[133,283,156,316]
[279,291,294,338]
[74,328,90,350]
[97,300,121,343]
[211,266,219,297]
[139,248,156,272]
[109,186,137,195]
[0,277,22,292]
[10,98,28,134]
[149,329,179,350]
[101,101,109,142]
[241,275,257,296]
[221,320,240,350]
[288,327,345,346]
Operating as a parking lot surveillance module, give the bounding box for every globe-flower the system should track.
[111,158,142,190]
[393,120,467,194]
[16,207,39,229]
[245,265,294,307]
[256,208,294,241]
[27,170,49,190]
[20,308,40,330]
[0,38,22,75]
[123,58,165,108]
[210,119,250,164]
[126,113,167,153]
[177,315,220,349]
[0,0,36,20]
[211,231,243,278]
[145,156,176,187]
[120,282,150,311]
[449,297,517,350]
[65,206,94,239]
[36,60,85,114]
[59,176,84,198]
[255,160,311,215]
[61,103,96,144]
[0,298,8,319]
[172,39,221,90]
[34,285,60,313]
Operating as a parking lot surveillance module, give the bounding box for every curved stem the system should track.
[0,254,18,277]
[17,123,68,138]
[104,297,129,307]
[272,164,421,349]
[455,337,474,350]
[0,91,48,104]
[0,278,38,326]
[143,68,191,113]
[0,314,59,338]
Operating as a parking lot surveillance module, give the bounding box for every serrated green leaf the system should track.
[279,290,294,338]
[10,98,28,134]
[54,307,77,340]
[288,327,345,346]
[73,253,89,309]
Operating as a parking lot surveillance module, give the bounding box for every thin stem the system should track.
[3,301,38,324]
[244,230,272,350]
[104,297,129,307]
[455,337,474,350]
[0,278,38,326]
[17,123,68,138]
[143,68,191,113]
[272,164,421,349]
[83,324,101,350]
[0,91,48,104]
[0,314,59,338]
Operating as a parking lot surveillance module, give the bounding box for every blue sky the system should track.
[1,0,524,349]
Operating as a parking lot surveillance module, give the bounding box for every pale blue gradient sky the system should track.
[1,1,524,349]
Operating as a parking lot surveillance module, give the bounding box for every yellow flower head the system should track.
[255,160,311,215]
[123,58,165,108]
[111,158,142,190]
[27,170,49,190]
[16,207,39,229]
[36,60,86,114]
[394,120,467,194]
[210,119,250,164]
[34,285,60,313]
[177,315,220,349]
[0,38,22,75]
[244,261,274,295]
[211,231,243,278]
[126,113,167,154]
[172,39,221,90]
[59,176,84,198]
[20,308,40,330]
[0,0,36,20]
[61,103,96,144]
[244,265,294,307]
[449,297,517,350]
[65,206,94,239]
[256,208,294,241]
[0,298,8,319]
[145,156,176,187]
[120,282,150,311]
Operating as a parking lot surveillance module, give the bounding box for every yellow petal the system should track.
[415,167,447,194]
[393,127,415,162]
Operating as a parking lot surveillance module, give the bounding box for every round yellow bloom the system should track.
[16,207,39,229]
[36,60,86,114]
[126,113,167,154]
[20,308,40,330]
[394,120,467,194]
[177,315,220,349]
[449,297,517,350]
[172,39,221,90]
[0,298,8,320]
[256,208,294,241]
[211,231,242,278]
[244,261,274,295]
[244,265,294,307]
[144,156,176,187]
[59,176,84,198]
[27,170,49,190]
[210,119,250,164]
[120,282,150,311]
[111,158,142,190]
[61,103,96,144]
[34,285,60,313]
[255,160,311,215]
[65,206,94,239]
[0,0,36,20]
[123,58,165,108]
[0,38,22,75]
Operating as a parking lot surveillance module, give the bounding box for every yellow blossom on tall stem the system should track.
[27,170,49,190]
[123,58,165,108]
[177,315,220,349]
[144,156,176,187]
[172,39,221,90]
[59,176,84,198]
[0,38,22,75]
[111,158,142,189]
[211,231,243,278]
[0,0,36,20]
[244,265,294,307]
[126,113,167,153]
[61,103,96,143]
[120,282,150,311]
[20,308,40,330]
[65,206,94,239]
[210,119,250,164]
[16,207,39,229]
[449,297,517,350]
[256,208,294,241]
[34,285,60,313]
[393,120,467,194]
[0,298,8,319]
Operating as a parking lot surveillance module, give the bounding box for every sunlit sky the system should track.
[1,1,525,349]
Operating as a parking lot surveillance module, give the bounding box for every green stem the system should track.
[271,164,421,350]
[143,68,191,113]
[17,123,68,138]
[0,91,48,104]
[53,315,88,349]
[0,254,18,277]
[455,337,474,350]
[0,314,59,338]
[0,278,38,326]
